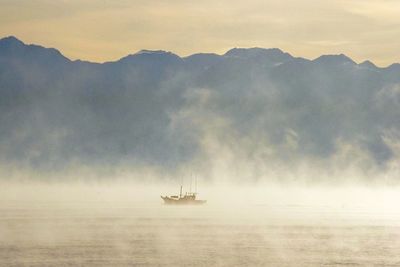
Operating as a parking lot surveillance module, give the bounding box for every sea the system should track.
[1,184,399,266]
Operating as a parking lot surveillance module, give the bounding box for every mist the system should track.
[2,180,400,266]
[2,36,400,266]
[1,37,400,186]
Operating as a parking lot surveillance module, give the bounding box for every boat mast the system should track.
[195,176,197,194]
[180,185,182,198]
[190,173,193,194]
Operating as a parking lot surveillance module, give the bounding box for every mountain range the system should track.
[1,36,400,180]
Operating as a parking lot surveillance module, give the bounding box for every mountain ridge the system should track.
[1,35,400,178]
[1,36,396,68]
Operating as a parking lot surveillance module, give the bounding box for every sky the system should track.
[0,0,400,66]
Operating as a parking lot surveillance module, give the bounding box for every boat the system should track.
[161,185,206,205]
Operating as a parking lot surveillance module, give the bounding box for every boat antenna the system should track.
[195,175,197,194]
[180,175,183,197]
[190,173,193,194]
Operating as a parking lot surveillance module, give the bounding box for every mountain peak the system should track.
[386,63,400,71]
[224,47,293,64]
[0,36,24,47]
[359,60,377,69]
[135,49,172,55]
[116,49,182,64]
[0,36,70,64]
[122,49,180,59]
[225,47,284,57]
[314,54,355,65]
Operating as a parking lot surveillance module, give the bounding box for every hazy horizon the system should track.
[1,0,400,66]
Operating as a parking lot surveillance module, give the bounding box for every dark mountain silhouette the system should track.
[1,36,400,178]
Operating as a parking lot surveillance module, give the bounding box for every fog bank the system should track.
[1,37,400,184]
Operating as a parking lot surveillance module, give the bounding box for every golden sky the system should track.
[0,0,399,66]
